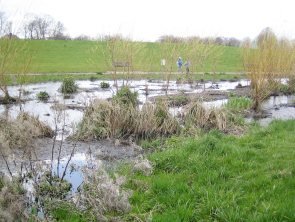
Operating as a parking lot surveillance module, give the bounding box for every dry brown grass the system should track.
[0,113,53,176]
[77,98,180,141]
[183,101,228,130]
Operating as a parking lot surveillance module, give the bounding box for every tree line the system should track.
[0,6,289,47]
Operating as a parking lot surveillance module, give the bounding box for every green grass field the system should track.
[20,40,243,74]
[125,120,295,221]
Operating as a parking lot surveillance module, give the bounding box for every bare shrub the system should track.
[241,32,295,110]
[65,161,133,220]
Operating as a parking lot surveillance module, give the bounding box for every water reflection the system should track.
[0,79,294,136]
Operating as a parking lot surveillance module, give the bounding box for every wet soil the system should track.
[0,136,144,174]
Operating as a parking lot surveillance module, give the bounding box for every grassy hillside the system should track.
[22,40,243,74]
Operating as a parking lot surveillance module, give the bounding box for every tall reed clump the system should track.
[76,89,179,140]
[241,30,295,110]
[182,101,245,134]
[183,102,228,130]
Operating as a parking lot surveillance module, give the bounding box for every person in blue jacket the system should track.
[177,57,183,73]
[184,60,190,74]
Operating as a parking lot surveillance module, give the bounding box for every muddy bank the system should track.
[0,137,144,174]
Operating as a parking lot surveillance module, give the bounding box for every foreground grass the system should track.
[126,119,295,221]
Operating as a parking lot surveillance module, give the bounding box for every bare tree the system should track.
[159,37,182,94]
[241,37,251,46]
[36,14,54,39]
[157,35,184,43]
[241,32,295,110]
[185,36,201,43]
[210,44,225,84]
[0,29,40,101]
[51,21,65,37]
[90,34,144,90]
[256,27,277,48]
[49,21,70,40]
[214,37,224,45]
[0,11,11,37]
[22,14,56,39]
[73,34,91,41]
[226,37,241,47]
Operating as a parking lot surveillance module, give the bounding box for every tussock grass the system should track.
[183,101,231,131]
[77,98,180,140]
[127,119,295,221]
[77,93,247,141]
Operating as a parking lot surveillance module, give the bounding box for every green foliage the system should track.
[49,202,88,222]
[36,91,50,100]
[60,77,78,93]
[100,81,110,88]
[113,86,138,106]
[225,95,253,109]
[39,173,72,199]
[227,91,236,97]
[128,119,295,221]
[0,174,4,191]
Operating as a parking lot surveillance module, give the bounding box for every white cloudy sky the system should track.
[2,0,295,42]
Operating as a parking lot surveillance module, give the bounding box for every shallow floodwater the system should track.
[0,78,295,137]
[1,78,295,198]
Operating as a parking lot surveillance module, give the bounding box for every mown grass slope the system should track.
[22,40,243,74]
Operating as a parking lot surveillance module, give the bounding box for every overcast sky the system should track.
[2,0,295,42]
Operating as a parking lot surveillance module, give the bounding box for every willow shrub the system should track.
[241,33,295,110]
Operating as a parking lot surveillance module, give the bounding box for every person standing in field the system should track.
[177,57,183,73]
[184,60,190,74]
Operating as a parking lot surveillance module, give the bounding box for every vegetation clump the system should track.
[77,96,179,140]
[225,95,253,110]
[36,91,50,101]
[60,77,78,93]
[100,81,110,88]
[113,86,139,106]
